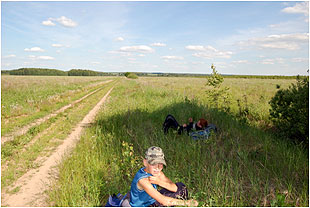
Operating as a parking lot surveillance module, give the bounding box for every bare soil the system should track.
[1,86,114,207]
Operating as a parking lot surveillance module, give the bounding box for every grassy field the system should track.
[48,77,308,207]
[1,76,117,189]
[1,75,113,135]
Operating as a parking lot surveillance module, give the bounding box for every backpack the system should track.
[162,114,183,134]
[189,124,217,140]
[105,193,127,207]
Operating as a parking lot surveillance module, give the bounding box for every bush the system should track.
[125,72,138,79]
[269,75,309,145]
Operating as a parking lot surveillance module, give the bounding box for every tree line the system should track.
[1,68,112,76]
[1,68,304,79]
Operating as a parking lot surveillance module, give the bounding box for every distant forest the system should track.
[1,67,302,79]
[1,68,112,76]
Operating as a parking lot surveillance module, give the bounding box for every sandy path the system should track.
[1,80,112,144]
[1,86,114,207]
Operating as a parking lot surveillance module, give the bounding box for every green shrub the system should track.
[269,75,309,145]
[125,72,138,79]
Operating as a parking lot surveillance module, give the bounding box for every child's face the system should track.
[144,159,163,176]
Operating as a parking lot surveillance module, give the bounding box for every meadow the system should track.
[47,77,308,206]
[1,76,116,190]
[1,75,113,136]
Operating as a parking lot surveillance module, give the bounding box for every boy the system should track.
[122,146,198,207]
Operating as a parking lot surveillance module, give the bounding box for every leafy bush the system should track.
[125,72,138,79]
[269,75,309,145]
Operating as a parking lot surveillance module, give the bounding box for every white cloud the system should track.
[186,45,233,59]
[115,37,124,42]
[292,57,308,62]
[52,43,63,48]
[262,59,275,65]
[233,60,248,64]
[151,42,166,47]
[3,54,16,58]
[239,33,309,50]
[42,19,56,26]
[261,58,284,65]
[56,16,77,27]
[24,47,44,52]
[37,56,54,60]
[42,16,77,28]
[161,56,184,60]
[185,45,206,51]
[213,62,229,69]
[28,55,54,60]
[91,61,100,64]
[120,45,154,53]
[282,1,309,16]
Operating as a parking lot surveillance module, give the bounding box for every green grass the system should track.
[1,79,117,189]
[1,76,114,135]
[49,78,308,207]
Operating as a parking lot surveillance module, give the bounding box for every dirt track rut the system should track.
[1,80,112,144]
[1,86,114,207]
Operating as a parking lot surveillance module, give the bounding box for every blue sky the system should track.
[1,1,309,75]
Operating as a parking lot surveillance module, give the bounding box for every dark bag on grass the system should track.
[162,114,183,135]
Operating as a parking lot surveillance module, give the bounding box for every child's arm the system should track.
[138,178,198,207]
[148,171,177,192]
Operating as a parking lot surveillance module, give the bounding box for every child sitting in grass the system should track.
[121,146,198,207]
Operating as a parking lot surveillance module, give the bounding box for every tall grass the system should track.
[49,78,308,206]
[1,76,113,135]
[1,80,116,189]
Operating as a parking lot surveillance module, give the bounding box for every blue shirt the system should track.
[129,167,157,207]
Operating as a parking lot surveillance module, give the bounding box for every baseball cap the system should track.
[145,146,166,166]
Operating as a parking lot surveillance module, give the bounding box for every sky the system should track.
[1,1,309,75]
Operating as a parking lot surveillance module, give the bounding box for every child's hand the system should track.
[186,199,198,207]
[148,176,160,185]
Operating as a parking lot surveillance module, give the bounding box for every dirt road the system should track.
[1,86,114,207]
[1,80,112,144]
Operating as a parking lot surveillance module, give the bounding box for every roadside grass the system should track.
[1,76,114,135]
[1,81,116,189]
[49,78,308,207]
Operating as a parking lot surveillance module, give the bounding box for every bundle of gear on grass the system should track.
[162,114,217,140]
[105,193,128,207]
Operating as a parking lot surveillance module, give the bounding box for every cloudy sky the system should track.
[1,1,309,75]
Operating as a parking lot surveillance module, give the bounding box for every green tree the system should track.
[206,64,231,112]
[269,75,309,145]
